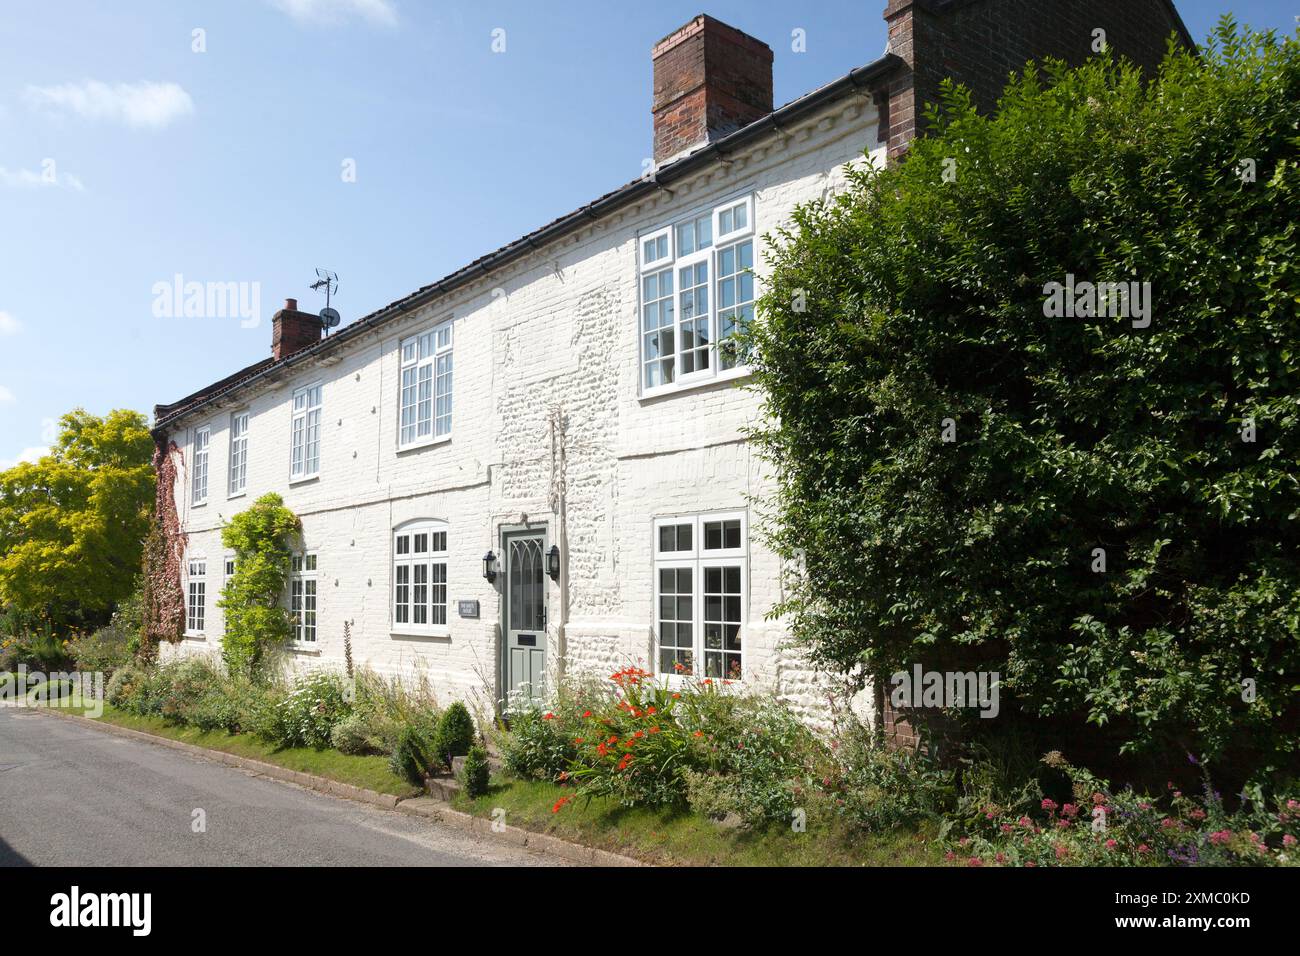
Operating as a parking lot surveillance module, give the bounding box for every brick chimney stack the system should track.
[652,15,773,165]
[271,297,323,361]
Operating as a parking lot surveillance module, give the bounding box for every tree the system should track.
[0,409,154,629]
[744,22,1299,783]
[219,493,300,677]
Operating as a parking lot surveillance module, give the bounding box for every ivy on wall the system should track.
[141,438,186,659]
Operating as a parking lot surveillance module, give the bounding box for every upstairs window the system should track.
[186,558,206,634]
[289,552,318,644]
[229,412,248,496]
[399,321,453,449]
[191,427,210,505]
[638,195,755,395]
[290,384,322,480]
[393,521,449,633]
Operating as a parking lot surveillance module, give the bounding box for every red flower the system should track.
[582,710,592,718]
[551,796,570,813]
[648,726,660,734]
[542,712,555,721]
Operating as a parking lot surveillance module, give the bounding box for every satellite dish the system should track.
[320,307,341,329]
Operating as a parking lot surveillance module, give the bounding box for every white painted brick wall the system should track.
[162,98,886,726]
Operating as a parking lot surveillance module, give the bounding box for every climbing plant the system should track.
[218,493,301,678]
[141,438,186,659]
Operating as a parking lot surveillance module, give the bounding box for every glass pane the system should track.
[509,537,544,632]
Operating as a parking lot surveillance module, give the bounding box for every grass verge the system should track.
[452,777,946,866]
[44,700,420,798]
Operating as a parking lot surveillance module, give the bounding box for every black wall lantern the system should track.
[482,550,498,583]
[547,545,561,581]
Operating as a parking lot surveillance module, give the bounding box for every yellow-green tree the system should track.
[0,409,154,628]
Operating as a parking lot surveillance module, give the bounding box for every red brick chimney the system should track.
[271,298,322,361]
[652,15,773,165]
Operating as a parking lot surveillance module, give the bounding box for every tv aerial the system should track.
[310,268,341,333]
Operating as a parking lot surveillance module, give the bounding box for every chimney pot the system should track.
[285,297,298,311]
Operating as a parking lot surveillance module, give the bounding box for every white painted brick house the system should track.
[152,4,1193,725]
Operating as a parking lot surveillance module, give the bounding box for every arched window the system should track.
[393,520,449,634]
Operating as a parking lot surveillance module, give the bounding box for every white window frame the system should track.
[288,551,319,645]
[290,383,322,481]
[652,511,747,682]
[398,320,453,451]
[392,520,450,636]
[185,557,207,636]
[713,195,753,245]
[637,194,756,398]
[228,411,249,498]
[191,426,210,505]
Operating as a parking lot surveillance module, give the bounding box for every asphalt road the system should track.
[0,708,561,867]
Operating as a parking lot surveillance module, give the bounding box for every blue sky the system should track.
[0,0,1295,466]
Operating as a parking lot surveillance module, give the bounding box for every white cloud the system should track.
[0,312,19,335]
[0,446,48,470]
[0,165,84,191]
[268,0,397,26]
[24,80,194,129]
[0,385,15,403]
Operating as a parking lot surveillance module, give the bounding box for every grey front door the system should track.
[504,532,547,707]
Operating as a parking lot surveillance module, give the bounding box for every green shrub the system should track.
[66,625,132,680]
[389,724,433,784]
[679,695,822,825]
[270,671,352,749]
[461,745,491,797]
[434,701,476,767]
[742,21,1300,778]
[502,708,577,782]
[1,629,72,672]
[105,663,145,709]
[330,712,390,755]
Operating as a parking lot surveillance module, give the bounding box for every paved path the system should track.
[0,708,562,867]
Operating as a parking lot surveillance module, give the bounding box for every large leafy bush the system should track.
[743,22,1300,781]
[218,494,300,677]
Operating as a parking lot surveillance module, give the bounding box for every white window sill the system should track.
[391,629,451,640]
[182,633,206,641]
[191,500,208,509]
[658,670,745,687]
[289,643,320,654]
[397,434,452,455]
[639,366,752,403]
[227,491,247,501]
[288,474,320,487]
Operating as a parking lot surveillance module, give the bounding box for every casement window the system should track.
[191,427,210,505]
[228,412,248,496]
[186,558,207,634]
[289,552,318,644]
[392,521,449,633]
[638,195,755,394]
[398,321,453,449]
[290,384,322,480]
[653,511,746,680]
[224,556,236,579]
